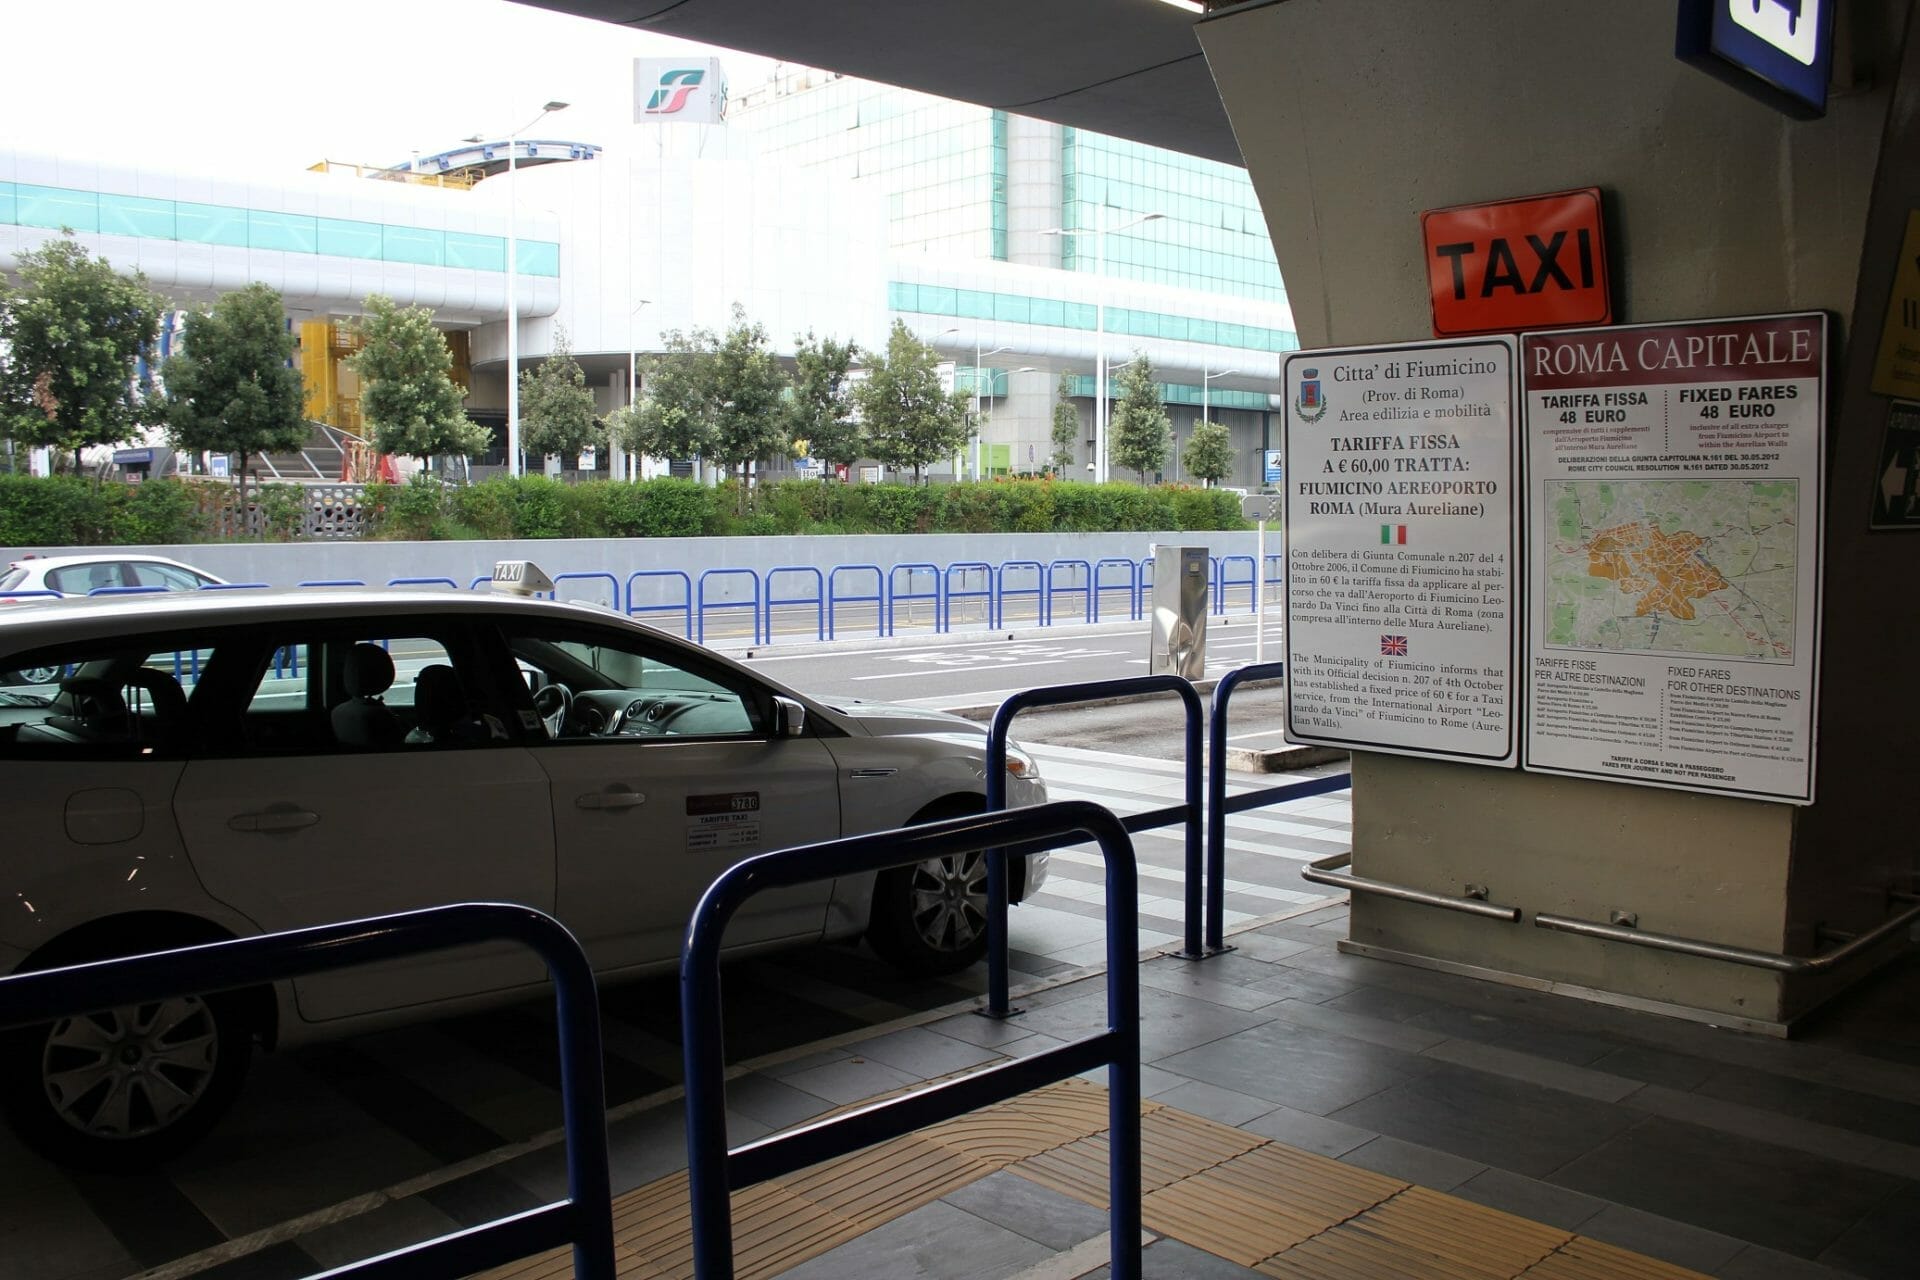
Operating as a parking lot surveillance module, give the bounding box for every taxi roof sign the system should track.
[1422,188,1611,338]
[491,560,555,596]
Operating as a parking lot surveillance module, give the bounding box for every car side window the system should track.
[47,563,125,594]
[496,622,764,743]
[232,627,503,754]
[129,562,207,591]
[0,640,204,758]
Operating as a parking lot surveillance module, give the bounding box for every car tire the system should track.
[0,981,253,1172]
[867,798,996,976]
[5,665,61,686]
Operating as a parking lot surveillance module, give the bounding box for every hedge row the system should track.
[0,473,1250,548]
[359,475,1250,540]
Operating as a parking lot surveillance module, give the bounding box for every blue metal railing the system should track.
[996,559,1045,629]
[887,563,941,636]
[1047,558,1094,626]
[764,566,825,643]
[296,579,368,588]
[1094,557,1140,621]
[386,576,460,590]
[826,564,884,640]
[200,582,271,591]
[680,802,1142,1280]
[1216,555,1256,615]
[86,585,168,596]
[986,675,1206,1015]
[625,569,694,635]
[554,570,621,613]
[0,903,614,1280]
[1206,663,1353,951]
[944,561,994,631]
[696,569,762,645]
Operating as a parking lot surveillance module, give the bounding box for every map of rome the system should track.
[1543,479,1797,662]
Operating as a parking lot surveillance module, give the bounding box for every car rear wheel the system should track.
[1,989,252,1171]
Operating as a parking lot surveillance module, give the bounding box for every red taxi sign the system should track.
[1421,188,1611,338]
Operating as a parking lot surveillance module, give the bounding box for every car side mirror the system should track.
[771,695,807,738]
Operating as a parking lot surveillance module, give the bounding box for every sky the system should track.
[3,0,777,176]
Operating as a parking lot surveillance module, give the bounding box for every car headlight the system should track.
[1004,745,1041,782]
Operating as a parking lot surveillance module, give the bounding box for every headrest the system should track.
[342,643,395,698]
[412,664,465,727]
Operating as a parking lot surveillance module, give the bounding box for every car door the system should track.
[171,619,557,1024]
[483,615,841,973]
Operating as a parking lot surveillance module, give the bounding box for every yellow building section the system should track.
[298,321,471,440]
[305,159,481,190]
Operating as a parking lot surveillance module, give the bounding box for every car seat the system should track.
[86,563,119,593]
[330,643,405,747]
[406,664,484,745]
[121,668,188,749]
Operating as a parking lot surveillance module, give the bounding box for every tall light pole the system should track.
[621,299,652,483]
[1195,367,1238,485]
[971,343,1011,482]
[1043,211,1163,483]
[484,100,568,478]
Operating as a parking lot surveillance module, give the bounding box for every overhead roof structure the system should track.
[526,0,1240,164]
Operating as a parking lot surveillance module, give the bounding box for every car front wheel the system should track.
[0,990,252,1171]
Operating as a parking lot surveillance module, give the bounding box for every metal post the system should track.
[1206,662,1287,950]
[506,137,521,478]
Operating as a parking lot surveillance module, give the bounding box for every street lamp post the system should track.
[1043,212,1164,483]
[971,343,1012,482]
[1196,365,1238,485]
[488,100,568,478]
[621,299,652,483]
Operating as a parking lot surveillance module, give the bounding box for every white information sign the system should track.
[1522,312,1825,803]
[1283,337,1519,766]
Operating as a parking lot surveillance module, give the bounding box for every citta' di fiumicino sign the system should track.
[1283,337,1520,767]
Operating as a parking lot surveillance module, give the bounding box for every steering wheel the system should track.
[531,682,573,738]
[611,697,671,736]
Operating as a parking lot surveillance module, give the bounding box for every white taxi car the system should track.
[0,576,1047,1169]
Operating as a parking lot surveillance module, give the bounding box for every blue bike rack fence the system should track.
[680,801,1142,1280]
[1206,662,1355,951]
[996,559,1045,629]
[554,570,622,613]
[887,563,941,636]
[86,585,168,596]
[986,675,1206,1015]
[0,903,615,1280]
[296,579,368,588]
[1217,555,1257,614]
[826,563,884,639]
[1047,558,1094,625]
[386,576,461,590]
[201,582,271,592]
[696,569,762,645]
[764,566,825,643]
[1094,557,1140,621]
[943,561,994,631]
[625,569,694,635]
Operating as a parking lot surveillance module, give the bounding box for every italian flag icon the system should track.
[1380,524,1407,545]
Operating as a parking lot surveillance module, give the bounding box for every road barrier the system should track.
[696,569,762,644]
[764,566,826,642]
[0,904,616,1280]
[680,801,1142,1280]
[1206,662,1353,951]
[625,569,694,635]
[826,563,884,640]
[986,675,1206,1015]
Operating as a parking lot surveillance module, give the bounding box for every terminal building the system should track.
[0,64,1296,487]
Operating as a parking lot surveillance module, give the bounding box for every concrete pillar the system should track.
[1200,0,1918,1030]
[1006,116,1065,268]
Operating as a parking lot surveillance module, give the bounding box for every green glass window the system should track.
[0,182,13,225]
[99,194,174,240]
[249,210,318,254]
[445,231,506,272]
[517,240,560,278]
[317,217,383,260]
[16,184,98,232]
[383,225,445,267]
[176,201,249,247]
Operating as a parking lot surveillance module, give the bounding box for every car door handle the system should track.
[575,787,646,811]
[228,807,320,833]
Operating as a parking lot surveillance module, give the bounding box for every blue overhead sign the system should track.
[1677,0,1835,119]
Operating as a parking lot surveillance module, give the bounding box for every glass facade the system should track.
[0,181,561,277]
[1065,373,1268,413]
[888,281,1298,354]
[734,76,1006,260]
[1061,128,1282,303]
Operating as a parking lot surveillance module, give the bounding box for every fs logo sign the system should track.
[633,57,728,125]
[645,69,705,115]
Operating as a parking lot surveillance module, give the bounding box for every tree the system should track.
[519,329,604,468]
[162,283,308,494]
[1050,372,1079,475]
[0,235,168,473]
[349,295,489,463]
[1109,351,1171,483]
[705,306,791,508]
[787,331,862,478]
[618,325,713,465]
[1184,419,1234,487]
[855,320,969,485]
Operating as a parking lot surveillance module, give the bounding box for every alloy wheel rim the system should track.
[907,852,989,952]
[41,997,219,1140]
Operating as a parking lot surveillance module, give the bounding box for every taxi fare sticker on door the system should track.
[687,792,761,850]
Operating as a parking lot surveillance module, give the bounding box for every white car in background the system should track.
[0,574,1048,1170]
[2,556,228,684]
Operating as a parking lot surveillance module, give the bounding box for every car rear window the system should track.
[0,568,26,591]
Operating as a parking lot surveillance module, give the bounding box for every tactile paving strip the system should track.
[480,1075,1714,1280]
